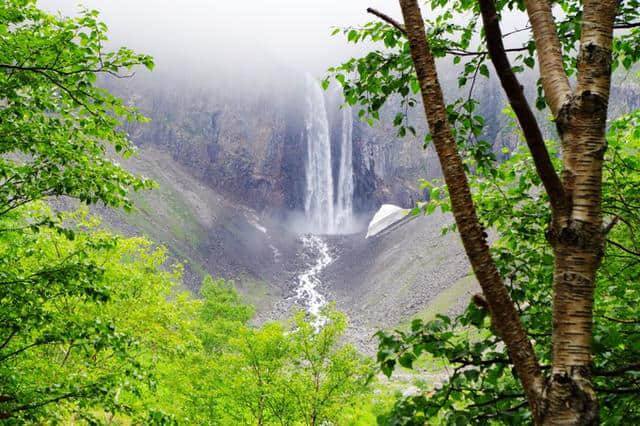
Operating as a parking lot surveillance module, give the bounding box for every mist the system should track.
[37,0,535,98]
[37,0,405,81]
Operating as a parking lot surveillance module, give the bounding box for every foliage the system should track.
[0,0,154,225]
[0,205,377,424]
[164,295,376,425]
[0,205,196,423]
[329,0,640,423]
[326,0,640,174]
[0,0,174,422]
[373,110,640,424]
[0,1,379,424]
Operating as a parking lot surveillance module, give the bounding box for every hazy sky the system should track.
[38,0,408,77]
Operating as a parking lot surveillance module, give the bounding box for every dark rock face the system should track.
[110,67,640,222]
[114,74,311,216]
[111,72,426,218]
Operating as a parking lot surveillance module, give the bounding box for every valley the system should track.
[5,0,640,422]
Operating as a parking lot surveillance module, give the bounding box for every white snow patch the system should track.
[366,204,408,238]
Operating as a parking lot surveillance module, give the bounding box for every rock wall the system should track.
[106,70,639,220]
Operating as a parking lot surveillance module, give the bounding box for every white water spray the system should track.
[335,105,354,230]
[295,234,333,322]
[304,75,335,233]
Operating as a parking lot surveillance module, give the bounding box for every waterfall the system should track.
[298,78,355,325]
[304,74,335,233]
[335,105,354,230]
[303,75,354,234]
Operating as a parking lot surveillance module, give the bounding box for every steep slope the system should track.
[93,67,638,333]
[320,212,478,349]
[94,147,302,312]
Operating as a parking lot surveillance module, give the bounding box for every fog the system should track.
[38,0,408,79]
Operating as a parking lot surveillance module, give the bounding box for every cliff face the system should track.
[107,68,640,223]
[93,68,639,332]
[107,70,443,218]
[112,75,307,214]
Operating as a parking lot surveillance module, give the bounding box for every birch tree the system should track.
[330,0,640,423]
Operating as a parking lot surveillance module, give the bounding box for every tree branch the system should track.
[0,329,17,352]
[0,62,139,78]
[479,0,566,214]
[397,0,543,420]
[468,393,525,408]
[0,392,78,419]
[607,239,640,257]
[595,387,640,395]
[523,0,572,117]
[0,340,53,363]
[600,315,640,324]
[366,8,405,34]
[604,215,620,235]
[614,21,640,29]
[575,1,618,101]
[365,7,529,58]
[593,362,640,377]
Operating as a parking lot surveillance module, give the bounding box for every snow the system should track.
[366,204,408,238]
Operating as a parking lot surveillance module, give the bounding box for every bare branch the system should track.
[595,387,640,395]
[479,0,566,214]
[607,239,640,257]
[468,393,525,408]
[600,315,640,324]
[593,362,640,377]
[366,8,405,34]
[364,8,529,58]
[614,21,640,29]
[0,392,79,420]
[0,329,17,351]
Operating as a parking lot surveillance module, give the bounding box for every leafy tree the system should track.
[330,0,640,423]
[0,1,377,424]
[0,0,154,224]
[282,309,374,426]
[163,282,375,426]
[0,0,173,421]
[374,109,640,425]
[0,206,196,423]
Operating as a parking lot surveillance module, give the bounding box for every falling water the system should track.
[335,106,354,230]
[303,75,354,234]
[304,74,335,233]
[297,77,355,324]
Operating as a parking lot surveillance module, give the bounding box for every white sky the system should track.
[38,1,406,77]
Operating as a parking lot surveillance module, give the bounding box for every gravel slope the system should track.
[91,148,478,349]
[318,212,478,351]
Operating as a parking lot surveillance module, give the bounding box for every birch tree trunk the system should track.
[397,0,620,423]
[535,1,617,423]
[397,0,544,421]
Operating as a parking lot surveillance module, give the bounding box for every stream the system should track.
[294,234,333,321]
